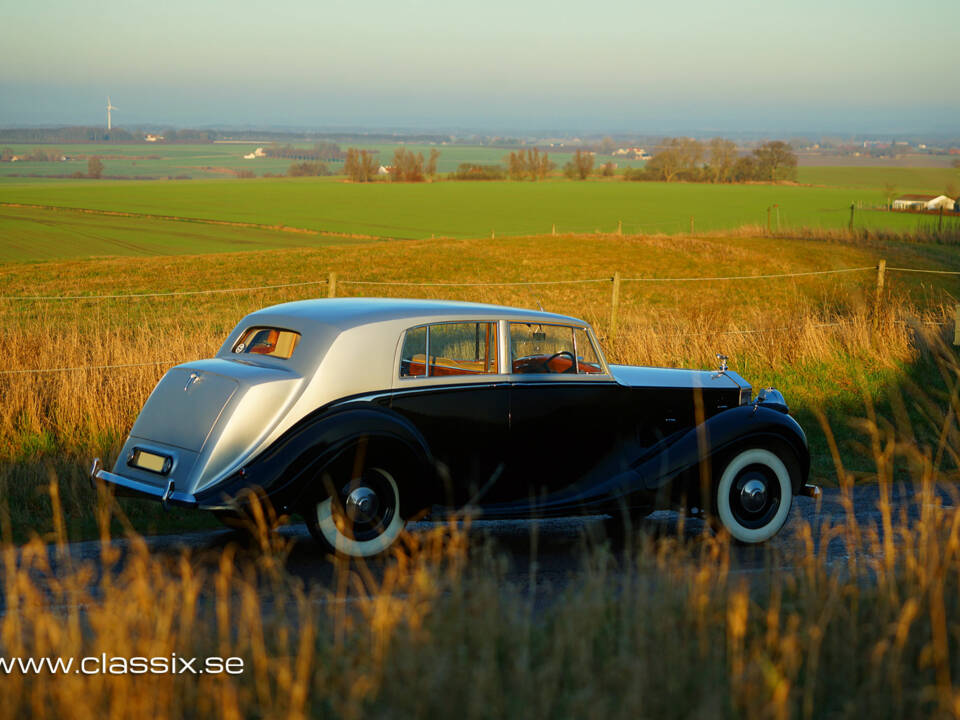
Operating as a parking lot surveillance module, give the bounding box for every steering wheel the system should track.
[545,350,577,373]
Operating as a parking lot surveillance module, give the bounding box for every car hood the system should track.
[608,365,749,391]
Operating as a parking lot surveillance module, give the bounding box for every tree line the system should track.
[625,139,798,183]
[266,142,345,162]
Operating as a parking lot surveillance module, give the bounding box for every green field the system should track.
[1,176,956,261]
[797,165,960,194]
[0,142,605,181]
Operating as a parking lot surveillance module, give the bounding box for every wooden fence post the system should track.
[617,219,622,236]
[954,305,960,346]
[552,223,556,236]
[873,260,885,327]
[766,206,771,234]
[689,215,695,234]
[849,203,855,233]
[609,272,621,341]
[327,271,337,298]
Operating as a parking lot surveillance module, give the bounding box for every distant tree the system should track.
[645,139,684,182]
[87,156,103,179]
[752,141,797,181]
[236,169,256,179]
[883,182,897,208]
[343,148,378,182]
[952,158,960,170]
[0,147,13,162]
[426,148,441,178]
[731,155,758,183]
[675,138,706,181]
[504,149,553,180]
[450,163,506,180]
[600,162,616,177]
[708,138,738,183]
[392,148,426,181]
[598,136,616,155]
[564,150,595,180]
[505,151,526,180]
[287,161,330,177]
[946,182,959,200]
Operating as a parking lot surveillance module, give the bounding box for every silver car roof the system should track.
[243,297,589,330]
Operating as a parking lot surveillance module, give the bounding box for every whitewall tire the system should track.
[313,467,405,558]
[716,448,793,543]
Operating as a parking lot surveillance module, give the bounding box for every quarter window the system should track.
[509,323,603,375]
[232,327,300,359]
[399,322,499,378]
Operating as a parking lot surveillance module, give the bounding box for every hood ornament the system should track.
[184,371,201,392]
[716,354,728,374]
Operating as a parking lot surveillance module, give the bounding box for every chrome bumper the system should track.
[800,483,822,499]
[90,458,198,509]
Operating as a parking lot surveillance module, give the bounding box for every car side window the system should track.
[399,326,427,377]
[509,323,604,375]
[400,322,499,378]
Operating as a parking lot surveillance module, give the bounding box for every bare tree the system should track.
[564,150,595,180]
[392,148,425,181]
[344,148,378,182]
[752,141,797,181]
[708,138,737,183]
[598,136,616,155]
[426,148,441,178]
[646,139,684,182]
[87,156,104,179]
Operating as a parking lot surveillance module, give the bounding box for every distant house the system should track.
[242,147,266,160]
[144,134,164,142]
[892,194,936,210]
[892,194,958,211]
[377,165,392,175]
[613,147,651,159]
[926,195,957,211]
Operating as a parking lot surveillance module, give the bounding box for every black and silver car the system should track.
[91,298,817,557]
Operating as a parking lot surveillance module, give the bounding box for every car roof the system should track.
[244,297,588,331]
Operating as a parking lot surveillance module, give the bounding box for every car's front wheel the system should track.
[307,467,406,558]
[715,447,793,543]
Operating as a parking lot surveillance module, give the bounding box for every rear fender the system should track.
[195,406,434,517]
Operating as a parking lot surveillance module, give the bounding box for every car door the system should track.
[500,322,633,509]
[389,321,510,508]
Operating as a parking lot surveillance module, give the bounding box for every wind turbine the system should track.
[106,97,117,131]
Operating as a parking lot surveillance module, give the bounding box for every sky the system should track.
[1,0,958,134]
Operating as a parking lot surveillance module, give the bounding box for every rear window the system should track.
[232,327,301,359]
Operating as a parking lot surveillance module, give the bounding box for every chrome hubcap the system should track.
[740,478,767,513]
[345,486,379,522]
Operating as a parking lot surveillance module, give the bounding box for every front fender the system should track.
[194,405,434,514]
[633,405,809,494]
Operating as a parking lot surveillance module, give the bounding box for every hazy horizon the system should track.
[2,0,958,135]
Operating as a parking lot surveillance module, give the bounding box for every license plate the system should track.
[129,448,172,474]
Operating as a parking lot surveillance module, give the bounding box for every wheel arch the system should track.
[203,405,436,519]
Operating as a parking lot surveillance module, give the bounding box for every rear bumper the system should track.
[800,483,822,499]
[90,458,199,509]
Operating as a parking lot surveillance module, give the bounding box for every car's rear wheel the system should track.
[307,467,405,558]
[715,447,793,543]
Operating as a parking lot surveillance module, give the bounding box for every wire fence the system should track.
[3,260,957,375]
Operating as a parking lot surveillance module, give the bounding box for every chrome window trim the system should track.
[505,321,612,381]
[396,319,504,382]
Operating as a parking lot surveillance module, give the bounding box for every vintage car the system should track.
[91,298,818,557]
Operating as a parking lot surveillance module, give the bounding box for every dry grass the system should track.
[2,385,960,718]
[1,233,960,717]
[0,231,957,535]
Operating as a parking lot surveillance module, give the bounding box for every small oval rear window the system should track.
[232,327,301,359]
